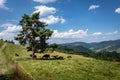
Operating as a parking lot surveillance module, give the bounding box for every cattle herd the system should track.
[15,53,72,60]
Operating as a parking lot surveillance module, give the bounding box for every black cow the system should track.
[67,56,72,58]
[15,53,19,56]
[42,54,50,60]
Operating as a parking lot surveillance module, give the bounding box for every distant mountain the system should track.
[89,39,120,52]
[56,39,120,61]
[59,39,120,53]
[57,44,93,54]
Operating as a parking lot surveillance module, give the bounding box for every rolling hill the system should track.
[59,39,120,53]
[57,44,93,54]
[0,40,120,80]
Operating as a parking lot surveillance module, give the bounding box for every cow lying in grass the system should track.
[42,54,50,60]
[52,55,64,60]
[41,54,64,60]
[15,53,19,56]
[67,56,72,58]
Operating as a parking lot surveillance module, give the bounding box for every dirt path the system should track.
[0,43,7,75]
[0,43,16,80]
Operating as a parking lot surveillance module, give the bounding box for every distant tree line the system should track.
[56,45,93,56]
[56,45,120,61]
[92,51,120,61]
[0,39,14,44]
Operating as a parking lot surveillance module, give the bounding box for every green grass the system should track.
[0,40,4,48]
[0,42,16,80]
[117,48,120,53]
[2,42,120,80]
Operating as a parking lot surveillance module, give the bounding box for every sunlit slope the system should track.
[2,42,120,80]
[0,41,16,80]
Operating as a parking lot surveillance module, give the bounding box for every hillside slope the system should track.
[57,44,93,54]
[0,41,17,80]
[60,39,120,52]
[1,41,120,80]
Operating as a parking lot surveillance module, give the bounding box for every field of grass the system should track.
[0,40,4,48]
[117,48,120,53]
[0,42,16,80]
[1,41,120,80]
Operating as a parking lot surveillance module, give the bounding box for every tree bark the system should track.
[31,52,35,59]
[31,47,35,59]
[40,36,46,53]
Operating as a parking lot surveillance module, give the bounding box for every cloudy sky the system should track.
[0,0,120,44]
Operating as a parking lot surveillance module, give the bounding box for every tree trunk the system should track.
[40,36,46,53]
[31,52,35,59]
[31,47,35,59]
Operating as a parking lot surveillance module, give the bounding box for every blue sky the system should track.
[0,0,120,44]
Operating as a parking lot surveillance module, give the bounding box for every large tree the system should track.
[15,12,53,59]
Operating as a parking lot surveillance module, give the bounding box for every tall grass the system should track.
[0,42,16,80]
[2,42,120,80]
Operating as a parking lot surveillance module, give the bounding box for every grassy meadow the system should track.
[0,41,120,80]
[0,41,16,80]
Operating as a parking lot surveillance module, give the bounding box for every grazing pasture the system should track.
[0,41,120,80]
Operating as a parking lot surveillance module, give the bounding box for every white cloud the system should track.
[33,5,56,16]
[40,15,66,25]
[89,5,100,10]
[92,32,102,36]
[33,0,56,4]
[52,29,88,38]
[33,5,66,25]
[0,0,8,10]
[115,8,120,14]
[106,30,118,35]
[0,23,22,40]
[1,23,22,32]
[60,17,66,24]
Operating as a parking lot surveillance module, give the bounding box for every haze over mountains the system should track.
[58,39,120,53]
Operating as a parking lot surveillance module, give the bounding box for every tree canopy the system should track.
[15,12,53,57]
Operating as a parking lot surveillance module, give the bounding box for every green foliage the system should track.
[48,43,58,53]
[117,48,120,53]
[63,39,120,52]
[56,45,93,55]
[93,51,120,61]
[56,45,120,61]
[5,40,14,44]
[15,12,53,54]
[0,40,4,48]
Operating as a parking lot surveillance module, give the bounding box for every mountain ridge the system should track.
[59,39,120,53]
